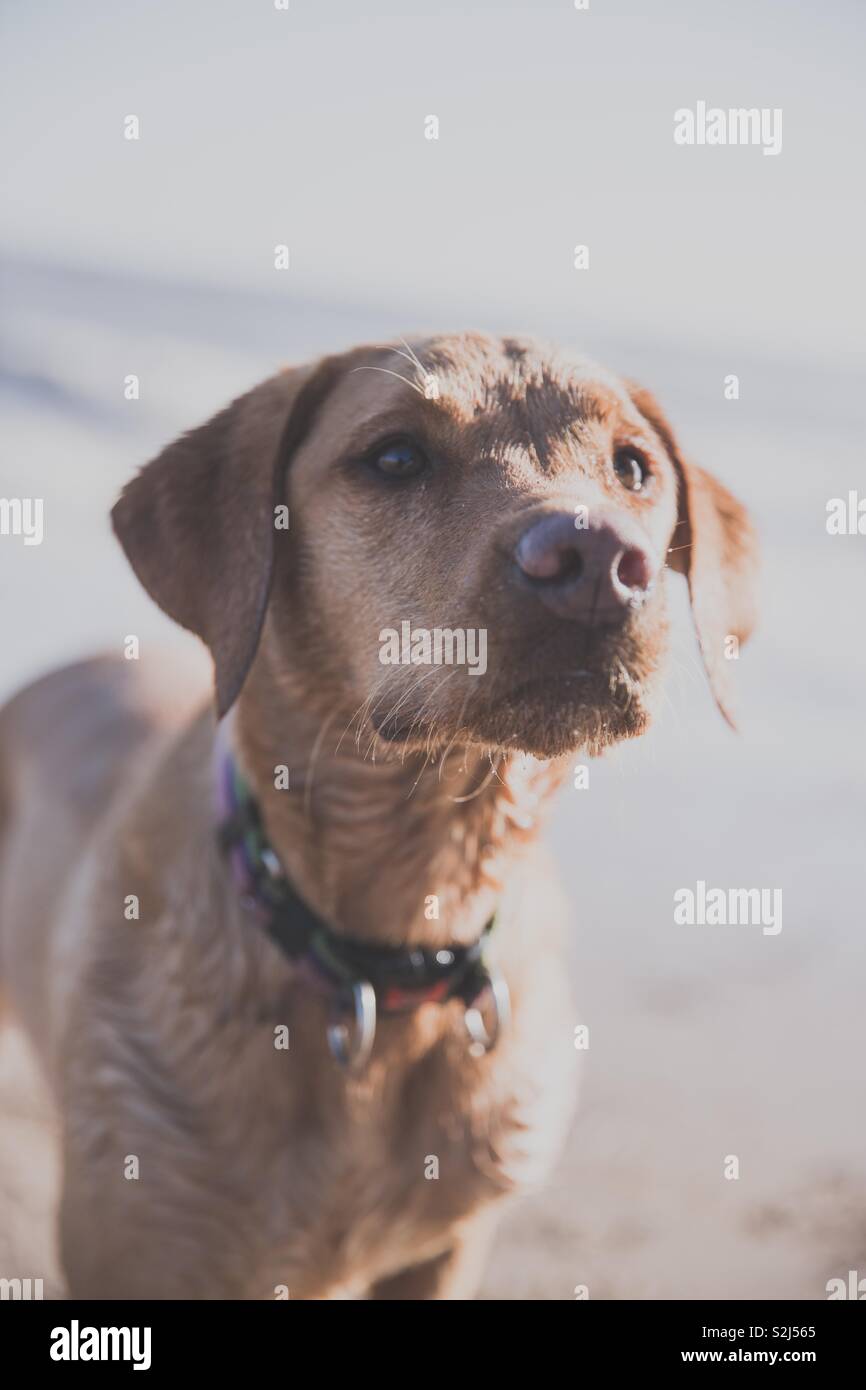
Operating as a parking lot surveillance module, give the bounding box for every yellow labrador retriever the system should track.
[0,334,757,1298]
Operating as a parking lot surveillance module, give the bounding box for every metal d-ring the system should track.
[327,980,377,1071]
[464,968,511,1057]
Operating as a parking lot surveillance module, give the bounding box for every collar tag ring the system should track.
[464,968,511,1058]
[327,980,377,1071]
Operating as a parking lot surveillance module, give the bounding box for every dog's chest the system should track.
[252,1039,545,1296]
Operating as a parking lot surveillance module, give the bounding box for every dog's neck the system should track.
[232,660,566,948]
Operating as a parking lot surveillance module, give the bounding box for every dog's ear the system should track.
[629,384,759,727]
[112,357,341,717]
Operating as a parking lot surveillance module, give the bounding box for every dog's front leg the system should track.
[59,1193,246,1300]
[59,1145,252,1300]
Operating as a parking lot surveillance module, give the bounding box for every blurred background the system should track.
[1,0,864,1298]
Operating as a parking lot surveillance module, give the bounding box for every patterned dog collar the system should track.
[215,740,508,1070]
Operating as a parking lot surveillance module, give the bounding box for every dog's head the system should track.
[112,333,757,759]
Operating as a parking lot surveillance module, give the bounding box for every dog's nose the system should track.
[514,511,654,621]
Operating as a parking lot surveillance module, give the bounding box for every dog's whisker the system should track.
[449,756,501,804]
[334,670,395,755]
[399,338,435,386]
[374,664,445,747]
[436,680,472,775]
[350,365,426,396]
[414,668,463,763]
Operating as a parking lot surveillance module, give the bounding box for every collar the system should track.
[215,735,508,1070]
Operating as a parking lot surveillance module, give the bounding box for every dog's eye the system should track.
[613,448,650,493]
[369,439,428,480]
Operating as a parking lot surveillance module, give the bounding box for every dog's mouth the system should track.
[485,657,653,757]
[503,668,596,700]
[368,634,662,760]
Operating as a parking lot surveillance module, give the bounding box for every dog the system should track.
[0,333,757,1299]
